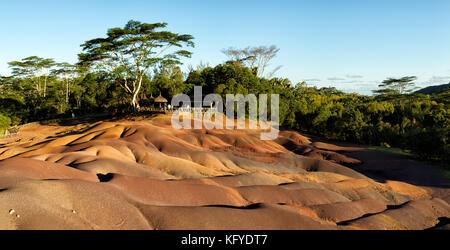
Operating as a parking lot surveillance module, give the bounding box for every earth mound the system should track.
[0,115,448,230]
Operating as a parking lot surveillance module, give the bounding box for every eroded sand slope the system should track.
[0,115,448,230]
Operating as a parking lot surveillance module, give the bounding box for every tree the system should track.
[78,20,194,111]
[222,45,281,78]
[52,63,78,105]
[153,64,185,97]
[184,64,259,96]
[0,113,12,135]
[0,76,13,95]
[374,76,417,95]
[8,56,55,98]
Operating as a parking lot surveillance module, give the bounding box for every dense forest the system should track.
[0,20,449,163]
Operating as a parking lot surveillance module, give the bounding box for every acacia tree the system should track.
[52,63,78,104]
[78,20,194,111]
[374,76,417,95]
[8,56,55,97]
[222,45,281,78]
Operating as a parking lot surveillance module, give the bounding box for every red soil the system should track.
[0,115,448,230]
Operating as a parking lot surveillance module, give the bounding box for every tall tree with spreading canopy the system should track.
[374,76,417,95]
[222,45,281,78]
[8,56,55,98]
[52,63,78,104]
[78,20,194,111]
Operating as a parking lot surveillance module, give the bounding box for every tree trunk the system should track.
[37,80,41,97]
[44,75,47,98]
[76,95,81,108]
[131,92,140,112]
[130,76,143,112]
[66,79,69,104]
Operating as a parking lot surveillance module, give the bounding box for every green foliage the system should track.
[78,20,194,110]
[0,114,12,135]
[152,65,185,98]
[185,64,259,96]
[186,67,449,162]
[404,127,449,161]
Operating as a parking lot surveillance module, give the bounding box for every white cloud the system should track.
[430,76,450,81]
[418,76,450,87]
[340,80,363,84]
[346,74,363,79]
[327,77,345,81]
[302,78,321,82]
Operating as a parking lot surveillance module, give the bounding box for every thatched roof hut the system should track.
[154,94,168,103]
[154,93,168,108]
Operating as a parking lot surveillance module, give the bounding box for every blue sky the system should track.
[0,0,449,95]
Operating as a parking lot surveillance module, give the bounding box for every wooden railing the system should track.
[141,107,218,114]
